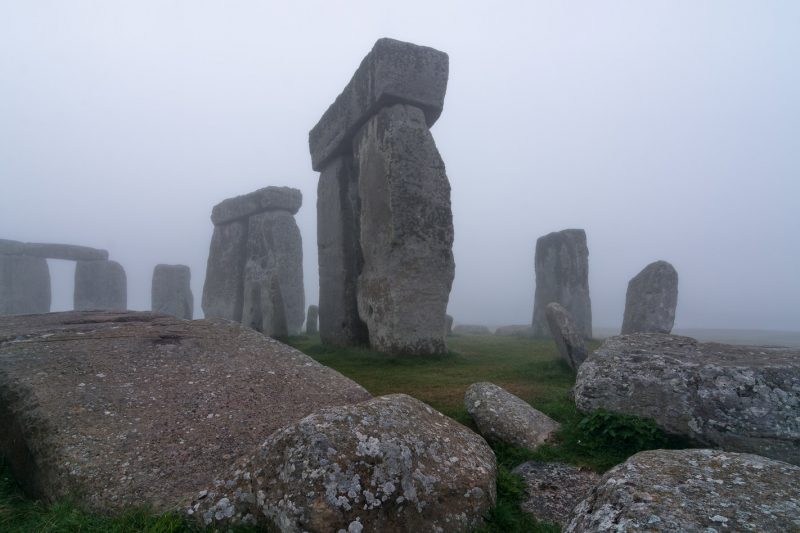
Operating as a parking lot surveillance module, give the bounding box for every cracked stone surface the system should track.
[512,461,600,527]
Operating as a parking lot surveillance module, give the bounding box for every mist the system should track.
[2,1,798,333]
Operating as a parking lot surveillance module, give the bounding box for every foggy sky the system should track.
[1,1,798,332]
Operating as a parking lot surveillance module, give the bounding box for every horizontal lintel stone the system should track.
[211,186,302,226]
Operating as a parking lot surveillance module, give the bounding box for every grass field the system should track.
[1,333,688,532]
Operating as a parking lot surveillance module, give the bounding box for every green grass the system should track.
[1,333,689,532]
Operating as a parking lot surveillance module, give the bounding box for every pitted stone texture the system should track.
[210,186,302,225]
[317,156,368,346]
[191,394,496,532]
[202,220,248,321]
[512,462,600,528]
[545,302,588,371]
[494,324,533,337]
[74,260,126,311]
[309,38,449,171]
[452,324,492,336]
[565,449,800,532]
[0,239,108,261]
[151,264,193,320]
[574,334,800,465]
[241,211,304,336]
[531,229,592,339]
[0,311,370,513]
[0,254,51,315]
[306,305,318,335]
[465,382,560,452]
[354,104,454,355]
[621,260,678,334]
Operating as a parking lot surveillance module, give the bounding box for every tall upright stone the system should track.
[202,220,248,321]
[310,38,453,355]
[0,254,51,315]
[151,264,193,319]
[531,229,592,339]
[74,260,126,311]
[621,260,678,334]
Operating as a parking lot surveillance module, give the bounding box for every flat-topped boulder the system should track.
[210,186,302,225]
[0,239,108,261]
[574,333,800,465]
[309,38,449,171]
[0,311,370,513]
[565,449,800,532]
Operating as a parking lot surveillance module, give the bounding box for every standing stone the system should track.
[545,302,588,371]
[74,260,126,311]
[202,220,248,321]
[306,305,318,335]
[621,260,678,334]
[316,155,368,346]
[0,254,51,315]
[531,229,592,339]
[354,103,454,355]
[151,264,193,320]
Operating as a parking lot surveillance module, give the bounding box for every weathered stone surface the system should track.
[210,186,302,226]
[565,449,800,532]
[465,382,560,452]
[512,461,600,528]
[545,302,588,371]
[316,155,368,346]
[0,254,51,315]
[621,260,678,334]
[0,239,108,261]
[531,229,592,339]
[151,264,193,320]
[494,324,533,337]
[305,305,318,335]
[574,334,800,465]
[191,394,496,532]
[445,314,453,336]
[0,311,370,513]
[202,220,248,321]
[74,260,126,311]
[453,324,492,336]
[241,211,304,336]
[309,38,449,171]
[354,104,454,355]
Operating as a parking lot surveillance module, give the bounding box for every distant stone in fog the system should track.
[0,254,51,315]
[151,264,193,319]
[74,260,127,311]
[531,229,592,339]
[306,305,318,335]
[621,260,678,334]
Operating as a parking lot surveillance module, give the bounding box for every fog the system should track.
[2,1,798,332]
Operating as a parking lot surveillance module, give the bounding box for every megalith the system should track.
[545,302,588,371]
[310,38,454,355]
[531,229,592,339]
[74,260,127,311]
[201,187,304,336]
[621,260,678,334]
[306,304,318,335]
[151,264,193,319]
[0,254,51,314]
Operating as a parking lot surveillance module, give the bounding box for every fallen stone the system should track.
[565,449,800,532]
[73,260,126,311]
[512,461,600,528]
[453,324,492,336]
[494,324,533,337]
[210,186,302,226]
[191,394,496,532]
[305,304,318,335]
[0,311,370,513]
[202,220,248,321]
[309,38,449,171]
[151,264,193,319]
[465,382,560,452]
[0,239,108,261]
[531,229,592,339]
[445,314,454,336]
[354,104,454,355]
[316,155,369,346]
[545,302,588,371]
[621,260,678,334]
[0,254,50,315]
[574,333,800,465]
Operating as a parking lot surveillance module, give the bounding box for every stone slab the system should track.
[151,264,193,320]
[621,260,678,334]
[210,186,301,226]
[0,239,108,261]
[0,254,51,315]
[545,302,588,371]
[202,220,248,321]
[73,260,126,311]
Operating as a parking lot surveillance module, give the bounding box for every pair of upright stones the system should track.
[201,187,304,337]
[310,38,454,355]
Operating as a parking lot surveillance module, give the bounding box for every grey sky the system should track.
[1,1,798,331]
